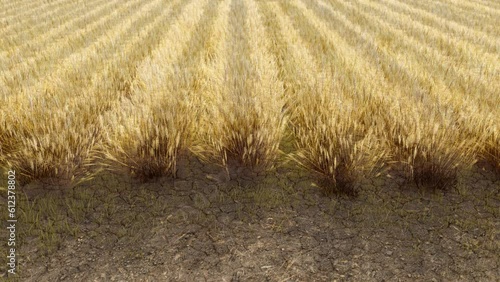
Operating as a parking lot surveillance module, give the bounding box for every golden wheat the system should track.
[101,0,209,180]
[193,0,287,177]
[0,0,497,190]
[256,0,386,194]
[401,0,500,37]
[319,0,496,183]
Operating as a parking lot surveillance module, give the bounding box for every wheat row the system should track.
[0,0,498,193]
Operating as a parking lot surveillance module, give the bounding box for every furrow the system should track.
[256,1,321,99]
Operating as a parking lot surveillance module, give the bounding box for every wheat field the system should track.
[0,0,498,193]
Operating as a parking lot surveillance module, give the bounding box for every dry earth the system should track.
[1,155,499,281]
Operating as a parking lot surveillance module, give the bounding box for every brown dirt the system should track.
[1,155,499,281]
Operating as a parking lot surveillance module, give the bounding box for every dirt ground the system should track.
[1,155,499,281]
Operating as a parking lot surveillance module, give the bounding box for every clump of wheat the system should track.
[0,100,102,187]
[101,91,194,181]
[386,105,478,190]
[194,77,287,175]
[192,0,287,177]
[289,82,386,195]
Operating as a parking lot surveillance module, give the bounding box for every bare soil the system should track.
[1,156,499,281]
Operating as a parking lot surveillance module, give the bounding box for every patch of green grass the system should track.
[192,193,210,210]
[6,183,102,263]
[247,184,286,209]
